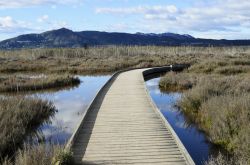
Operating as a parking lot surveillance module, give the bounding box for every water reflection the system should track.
[146,77,213,165]
[33,75,111,144]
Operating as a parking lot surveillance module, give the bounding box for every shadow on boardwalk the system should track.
[71,75,118,164]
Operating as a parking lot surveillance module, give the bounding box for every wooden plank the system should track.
[69,68,195,165]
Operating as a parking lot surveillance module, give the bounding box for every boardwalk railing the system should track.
[142,67,195,164]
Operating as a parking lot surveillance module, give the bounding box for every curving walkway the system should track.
[68,68,195,165]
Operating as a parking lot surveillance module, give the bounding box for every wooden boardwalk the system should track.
[67,68,195,165]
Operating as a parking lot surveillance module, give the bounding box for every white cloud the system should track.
[0,16,14,28]
[0,15,68,40]
[37,14,68,29]
[0,0,83,8]
[37,15,49,23]
[0,16,31,33]
[96,5,178,15]
[95,1,250,39]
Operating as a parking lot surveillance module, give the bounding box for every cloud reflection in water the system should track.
[32,75,110,144]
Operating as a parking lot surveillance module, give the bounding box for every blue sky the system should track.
[1,0,250,40]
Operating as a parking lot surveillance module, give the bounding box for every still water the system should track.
[145,77,213,165]
[36,75,111,144]
[26,75,212,164]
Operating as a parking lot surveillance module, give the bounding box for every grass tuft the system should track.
[2,144,74,165]
[159,72,198,91]
[0,74,80,92]
[0,97,57,159]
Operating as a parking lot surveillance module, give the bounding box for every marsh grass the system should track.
[1,46,250,76]
[205,153,233,165]
[2,46,250,74]
[159,72,199,91]
[204,152,249,165]
[2,144,74,165]
[0,97,57,159]
[201,95,250,155]
[214,65,250,75]
[160,55,250,163]
[188,58,250,74]
[0,74,80,92]
[1,46,250,164]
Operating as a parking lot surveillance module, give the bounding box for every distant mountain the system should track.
[135,32,194,40]
[1,28,250,49]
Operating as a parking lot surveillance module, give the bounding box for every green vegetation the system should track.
[0,74,80,92]
[0,97,56,159]
[159,56,250,164]
[52,148,74,165]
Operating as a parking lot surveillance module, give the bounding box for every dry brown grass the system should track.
[205,152,248,165]
[1,46,250,164]
[1,46,250,75]
[175,74,250,160]
[188,58,250,74]
[2,144,74,165]
[0,74,80,92]
[159,72,199,91]
[159,50,250,164]
[201,95,250,156]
